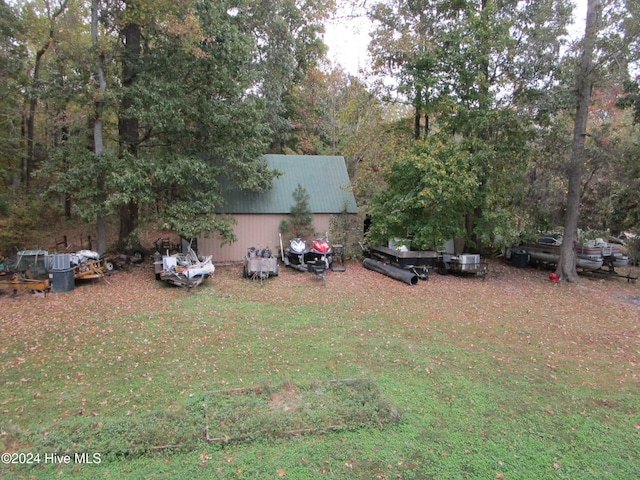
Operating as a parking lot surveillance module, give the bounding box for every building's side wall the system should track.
[198,214,334,263]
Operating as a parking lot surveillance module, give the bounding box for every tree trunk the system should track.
[25,46,47,191]
[118,202,139,249]
[413,89,423,140]
[92,0,108,255]
[54,113,73,217]
[117,14,141,251]
[556,0,601,282]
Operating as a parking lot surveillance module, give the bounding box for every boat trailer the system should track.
[582,264,638,283]
[362,244,487,284]
[365,245,436,280]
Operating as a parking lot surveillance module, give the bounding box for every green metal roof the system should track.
[219,155,358,214]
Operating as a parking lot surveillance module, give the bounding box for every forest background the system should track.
[1,0,639,281]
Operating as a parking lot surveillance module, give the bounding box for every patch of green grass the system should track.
[1,275,639,479]
[30,409,201,460]
[203,379,400,443]
[5,378,399,466]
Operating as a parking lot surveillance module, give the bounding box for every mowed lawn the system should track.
[1,260,638,479]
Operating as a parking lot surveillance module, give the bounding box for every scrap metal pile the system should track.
[0,248,109,295]
[155,246,215,289]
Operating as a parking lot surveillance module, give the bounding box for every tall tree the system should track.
[368,0,572,250]
[115,0,141,250]
[366,135,481,249]
[555,0,602,282]
[91,0,107,254]
[23,0,70,191]
[106,0,330,248]
[0,1,27,192]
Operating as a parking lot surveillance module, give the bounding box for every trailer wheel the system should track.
[437,263,448,275]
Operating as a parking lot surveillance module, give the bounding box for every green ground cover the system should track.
[1,263,638,478]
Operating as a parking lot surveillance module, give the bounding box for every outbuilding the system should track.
[197,154,358,263]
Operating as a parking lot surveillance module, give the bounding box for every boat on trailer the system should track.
[520,234,630,271]
[589,238,629,269]
[521,235,602,271]
[365,244,436,280]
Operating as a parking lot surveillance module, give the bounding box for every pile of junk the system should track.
[153,240,215,289]
[0,248,110,295]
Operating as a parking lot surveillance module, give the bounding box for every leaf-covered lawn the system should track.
[1,260,638,478]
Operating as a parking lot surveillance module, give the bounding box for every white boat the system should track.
[521,235,604,271]
[592,238,629,268]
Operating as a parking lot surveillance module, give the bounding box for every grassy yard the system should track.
[1,260,638,479]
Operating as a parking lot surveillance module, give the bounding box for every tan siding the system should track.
[199,214,335,263]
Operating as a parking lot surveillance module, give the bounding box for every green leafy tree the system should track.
[367,0,573,251]
[613,82,640,232]
[617,79,640,124]
[279,184,315,240]
[366,136,480,250]
[33,0,328,250]
[245,0,332,152]
[108,0,330,247]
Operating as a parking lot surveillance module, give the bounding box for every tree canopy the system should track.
[362,0,640,261]
[2,0,330,253]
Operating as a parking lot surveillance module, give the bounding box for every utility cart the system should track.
[243,247,279,282]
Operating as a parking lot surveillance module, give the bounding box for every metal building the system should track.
[197,155,358,263]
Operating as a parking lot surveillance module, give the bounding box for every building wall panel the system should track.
[199,214,334,263]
